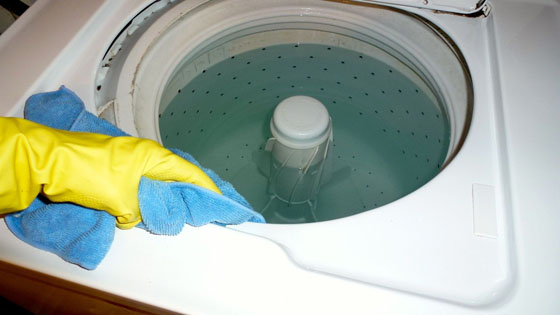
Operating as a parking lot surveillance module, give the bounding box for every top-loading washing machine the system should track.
[0,0,559,313]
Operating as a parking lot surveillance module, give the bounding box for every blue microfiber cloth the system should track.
[5,86,264,270]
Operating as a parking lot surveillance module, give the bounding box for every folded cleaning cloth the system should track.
[4,86,264,270]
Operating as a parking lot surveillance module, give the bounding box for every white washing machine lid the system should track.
[351,0,488,14]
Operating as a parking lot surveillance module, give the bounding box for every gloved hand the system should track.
[0,117,221,229]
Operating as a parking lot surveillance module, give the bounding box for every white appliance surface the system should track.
[0,0,558,314]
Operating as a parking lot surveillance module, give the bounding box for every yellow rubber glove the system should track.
[0,117,221,229]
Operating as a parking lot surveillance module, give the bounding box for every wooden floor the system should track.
[0,260,179,314]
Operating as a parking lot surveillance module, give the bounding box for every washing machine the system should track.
[0,0,559,313]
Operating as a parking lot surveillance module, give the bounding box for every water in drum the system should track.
[160,42,450,224]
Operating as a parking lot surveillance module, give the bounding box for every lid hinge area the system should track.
[341,0,490,16]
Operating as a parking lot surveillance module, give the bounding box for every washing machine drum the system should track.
[95,0,472,224]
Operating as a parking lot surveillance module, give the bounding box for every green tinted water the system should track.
[160,43,450,223]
